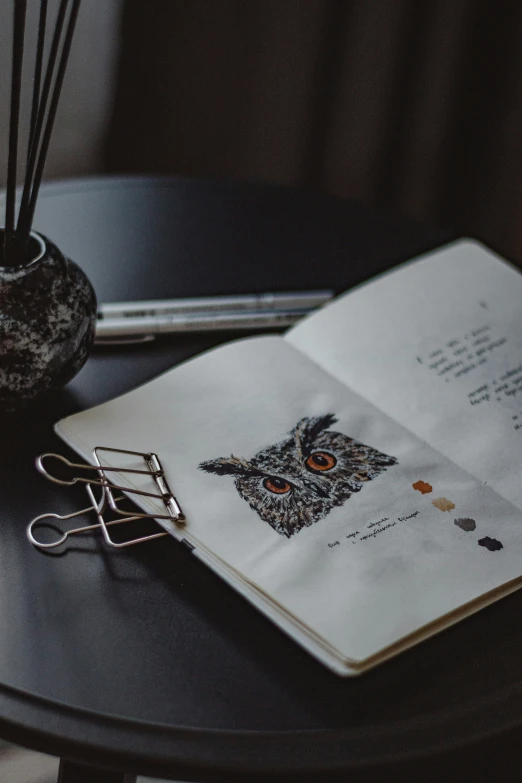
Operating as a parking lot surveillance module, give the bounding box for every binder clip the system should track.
[27,447,185,551]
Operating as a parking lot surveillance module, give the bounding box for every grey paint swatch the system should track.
[454,517,476,532]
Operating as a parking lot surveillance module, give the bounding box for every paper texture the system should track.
[56,334,522,667]
[288,240,522,510]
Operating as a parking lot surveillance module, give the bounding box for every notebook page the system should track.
[287,240,522,510]
[56,335,522,665]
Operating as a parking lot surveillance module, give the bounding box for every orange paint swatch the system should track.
[412,480,432,494]
[432,497,455,512]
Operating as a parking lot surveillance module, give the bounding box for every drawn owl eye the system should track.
[264,476,292,494]
[305,451,336,472]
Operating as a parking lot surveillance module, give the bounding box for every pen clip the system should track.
[94,334,156,346]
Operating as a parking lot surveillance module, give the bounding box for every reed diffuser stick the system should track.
[16,0,69,255]
[4,0,27,262]
[2,0,82,266]
[28,0,48,157]
[22,0,81,251]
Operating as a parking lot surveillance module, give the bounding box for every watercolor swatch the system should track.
[478,536,503,551]
[412,480,432,494]
[432,497,455,512]
[454,517,476,532]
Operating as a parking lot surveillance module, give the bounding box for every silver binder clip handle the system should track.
[27,486,169,550]
[36,453,85,486]
[36,452,164,487]
[27,486,107,550]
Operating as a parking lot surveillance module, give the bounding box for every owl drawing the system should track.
[199,414,398,538]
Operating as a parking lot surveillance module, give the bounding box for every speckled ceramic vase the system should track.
[0,230,97,410]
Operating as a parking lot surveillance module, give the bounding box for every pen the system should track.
[98,290,333,320]
[95,308,316,344]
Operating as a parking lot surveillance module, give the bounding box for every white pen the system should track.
[95,308,315,344]
[98,290,333,320]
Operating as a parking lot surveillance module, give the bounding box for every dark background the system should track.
[2,0,522,264]
[107,0,522,265]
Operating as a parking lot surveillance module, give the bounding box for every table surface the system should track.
[3,175,520,780]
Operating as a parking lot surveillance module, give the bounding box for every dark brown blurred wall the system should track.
[106,0,522,264]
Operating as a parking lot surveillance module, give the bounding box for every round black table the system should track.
[2,176,520,783]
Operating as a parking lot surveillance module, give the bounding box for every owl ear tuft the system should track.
[199,455,260,478]
[294,414,338,456]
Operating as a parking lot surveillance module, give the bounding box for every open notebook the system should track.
[56,240,522,676]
